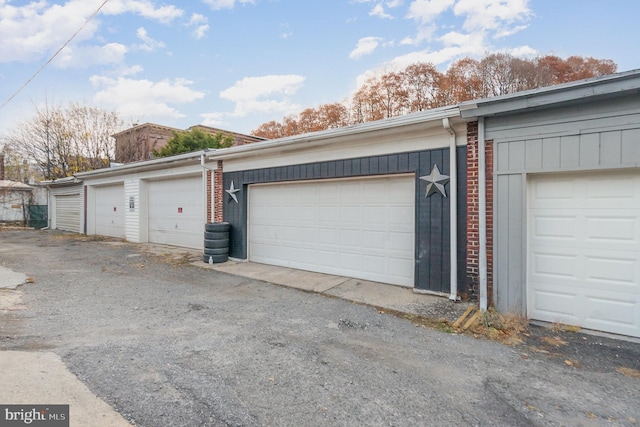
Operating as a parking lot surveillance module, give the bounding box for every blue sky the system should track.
[0,0,638,136]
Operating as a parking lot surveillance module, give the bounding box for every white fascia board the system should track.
[74,151,207,180]
[207,107,460,161]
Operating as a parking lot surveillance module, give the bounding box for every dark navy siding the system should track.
[223,147,467,293]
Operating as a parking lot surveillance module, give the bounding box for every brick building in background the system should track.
[114,123,265,164]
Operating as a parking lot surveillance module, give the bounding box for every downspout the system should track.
[442,118,459,301]
[201,153,207,224]
[478,118,488,311]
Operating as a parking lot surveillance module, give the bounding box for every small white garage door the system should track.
[148,176,203,249]
[249,175,415,287]
[94,184,125,238]
[54,193,81,233]
[528,171,640,338]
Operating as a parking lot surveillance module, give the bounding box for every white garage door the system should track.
[528,171,640,338]
[94,184,125,238]
[249,175,415,287]
[55,193,81,233]
[148,176,203,249]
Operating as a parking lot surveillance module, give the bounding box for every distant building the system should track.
[113,123,266,163]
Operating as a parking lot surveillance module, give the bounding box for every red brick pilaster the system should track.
[213,160,224,223]
[465,121,493,303]
[206,170,213,223]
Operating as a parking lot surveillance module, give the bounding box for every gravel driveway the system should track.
[1,229,639,426]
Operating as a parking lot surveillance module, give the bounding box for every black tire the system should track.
[204,247,229,256]
[203,254,228,264]
[204,222,230,232]
[204,231,229,240]
[204,238,229,249]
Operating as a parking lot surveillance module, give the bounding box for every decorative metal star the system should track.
[419,164,450,198]
[225,180,240,203]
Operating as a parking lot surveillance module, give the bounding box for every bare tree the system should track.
[2,102,123,180]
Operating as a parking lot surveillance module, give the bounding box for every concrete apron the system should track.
[0,265,132,427]
[142,243,475,324]
[195,259,474,323]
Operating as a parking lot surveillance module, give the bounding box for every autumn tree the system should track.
[1,102,122,180]
[153,128,234,157]
[252,53,618,138]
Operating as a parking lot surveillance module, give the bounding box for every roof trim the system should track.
[73,150,206,179]
[207,105,460,160]
[460,68,640,118]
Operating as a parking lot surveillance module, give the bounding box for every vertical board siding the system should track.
[490,100,640,315]
[125,179,140,243]
[224,147,467,292]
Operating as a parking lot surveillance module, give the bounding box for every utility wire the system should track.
[0,0,110,112]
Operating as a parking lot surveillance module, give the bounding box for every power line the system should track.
[0,0,110,112]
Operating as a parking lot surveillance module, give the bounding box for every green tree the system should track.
[153,128,234,158]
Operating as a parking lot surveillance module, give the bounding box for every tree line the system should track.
[0,53,618,182]
[1,103,122,181]
[251,53,617,138]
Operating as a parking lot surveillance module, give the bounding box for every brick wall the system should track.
[465,121,494,302]
[206,170,212,223]
[213,160,224,223]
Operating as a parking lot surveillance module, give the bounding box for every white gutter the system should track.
[207,107,460,161]
[478,117,488,311]
[442,118,459,301]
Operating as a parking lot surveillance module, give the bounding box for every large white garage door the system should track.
[94,184,125,238]
[249,175,415,287]
[54,193,81,233]
[528,171,640,338]
[148,176,203,249]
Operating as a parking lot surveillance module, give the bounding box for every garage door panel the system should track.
[250,176,415,287]
[148,176,203,249]
[55,194,81,232]
[94,184,125,238]
[585,254,638,286]
[528,171,640,337]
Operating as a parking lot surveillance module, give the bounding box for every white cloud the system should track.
[370,4,393,19]
[135,27,166,52]
[506,45,537,57]
[220,75,305,117]
[0,1,100,63]
[188,13,209,39]
[203,0,256,11]
[453,0,531,33]
[200,112,226,127]
[407,0,455,24]
[399,0,533,68]
[101,0,184,24]
[55,42,128,68]
[90,74,205,119]
[0,0,182,66]
[350,37,383,59]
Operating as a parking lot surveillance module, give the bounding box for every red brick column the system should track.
[465,121,494,302]
[206,170,213,223]
[213,160,224,223]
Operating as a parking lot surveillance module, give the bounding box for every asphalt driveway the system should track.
[0,229,639,426]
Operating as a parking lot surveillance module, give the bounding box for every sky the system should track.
[0,0,638,136]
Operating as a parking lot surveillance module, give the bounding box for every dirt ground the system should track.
[1,229,639,426]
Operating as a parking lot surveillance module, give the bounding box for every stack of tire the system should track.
[203,222,230,264]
